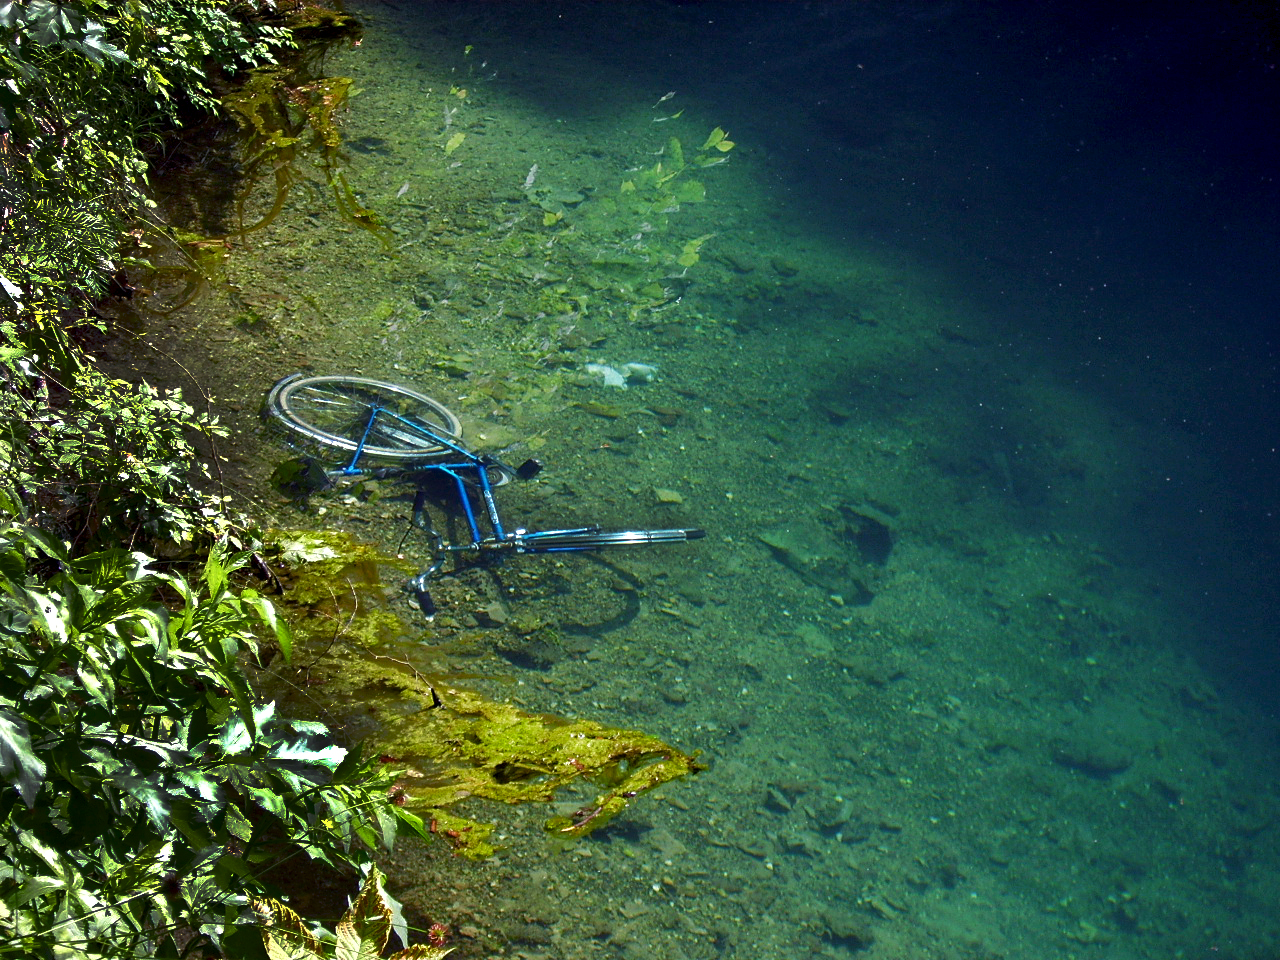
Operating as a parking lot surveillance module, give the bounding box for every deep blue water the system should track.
[614,0,1280,702]
[228,1,1280,955]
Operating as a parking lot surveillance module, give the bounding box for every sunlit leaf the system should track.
[253,895,323,960]
[0,705,46,807]
[335,867,392,960]
[701,126,726,150]
[269,736,347,770]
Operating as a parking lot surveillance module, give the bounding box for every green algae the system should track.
[262,530,703,857]
[222,62,388,244]
[337,659,705,856]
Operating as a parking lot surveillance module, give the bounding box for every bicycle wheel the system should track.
[265,374,462,461]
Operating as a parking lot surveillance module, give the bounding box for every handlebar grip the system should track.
[407,572,436,619]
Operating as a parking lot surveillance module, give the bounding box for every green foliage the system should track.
[0,0,294,312]
[253,866,452,960]
[0,1,306,548]
[0,516,425,959]
[0,344,239,549]
[0,8,442,960]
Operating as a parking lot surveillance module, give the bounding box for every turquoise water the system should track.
[154,1,1280,956]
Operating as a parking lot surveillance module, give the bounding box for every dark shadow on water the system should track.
[350,0,1280,703]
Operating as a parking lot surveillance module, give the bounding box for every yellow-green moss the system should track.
[263,530,703,856]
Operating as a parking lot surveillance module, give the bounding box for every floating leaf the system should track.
[443,132,465,155]
[673,179,706,204]
[701,126,726,150]
[667,136,684,169]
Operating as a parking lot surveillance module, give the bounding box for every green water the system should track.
[131,2,1279,957]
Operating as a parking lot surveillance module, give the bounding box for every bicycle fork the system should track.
[405,461,507,618]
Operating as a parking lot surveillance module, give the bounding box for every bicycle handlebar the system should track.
[405,526,705,620]
[517,527,706,551]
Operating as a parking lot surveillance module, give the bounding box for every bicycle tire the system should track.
[519,527,706,551]
[265,374,462,461]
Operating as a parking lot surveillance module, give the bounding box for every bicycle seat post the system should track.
[475,458,507,542]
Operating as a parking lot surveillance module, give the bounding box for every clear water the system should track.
[149,1,1280,957]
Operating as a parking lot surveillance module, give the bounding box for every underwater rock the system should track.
[477,600,509,626]
[647,405,682,427]
[780,828,824,857]
[584,361,658,388]
[770,256,800,277]
[575,400,624,419]
[494,626,563,670]
[620,361,658,384]
[348,135,392,155]
[807,796,856,834]
[1053,731,1133,777]
[757,522,874,603]
[717,249,756,273]
[839,503,895,565]
[764,786,792,813]
[584,362,627,388]
[836,651,903,687]
[819,908,875,950]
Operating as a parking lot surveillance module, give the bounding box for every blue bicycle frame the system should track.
[312,392,704,616]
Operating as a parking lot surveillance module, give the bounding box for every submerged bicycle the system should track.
[264,373,705,616]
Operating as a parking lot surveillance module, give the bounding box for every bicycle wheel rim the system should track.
[266,375,462,461]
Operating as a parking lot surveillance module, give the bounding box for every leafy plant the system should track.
[0,348,239,549]
[252,866,452,960]
[0,515,427,959]
[0,1,295,314]
[0,7,454,960]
